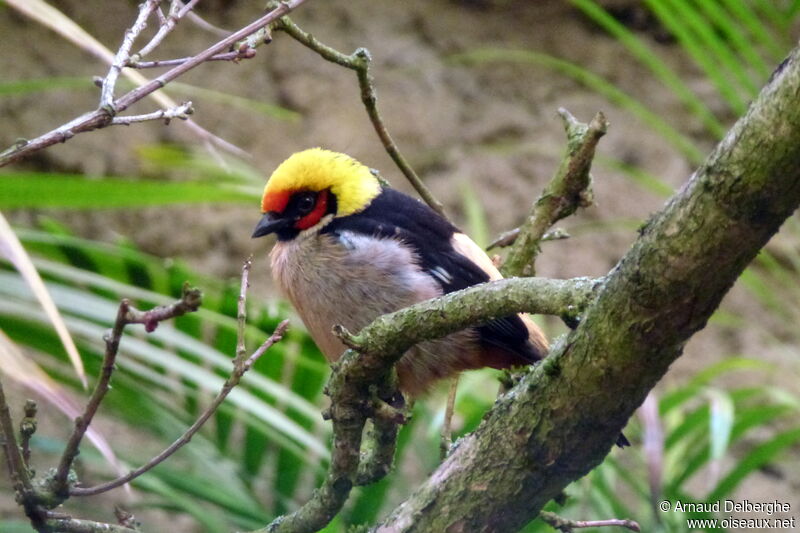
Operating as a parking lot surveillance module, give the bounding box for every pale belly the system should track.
[269,230,481,395]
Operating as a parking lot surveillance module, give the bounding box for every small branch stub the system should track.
[111,101,194,126]
[502,109,607,277]
[540,511,641,533]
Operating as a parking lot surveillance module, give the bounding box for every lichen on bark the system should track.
[374,44,800,533]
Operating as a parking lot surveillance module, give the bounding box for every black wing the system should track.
[324,188,539,363]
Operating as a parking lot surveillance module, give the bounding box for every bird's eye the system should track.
[296,192,316,214]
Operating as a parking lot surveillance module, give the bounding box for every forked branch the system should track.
[501,109,607,277]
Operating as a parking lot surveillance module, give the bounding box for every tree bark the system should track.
[375,47,800,533]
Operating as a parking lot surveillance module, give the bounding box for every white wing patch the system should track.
[429,266,453,285]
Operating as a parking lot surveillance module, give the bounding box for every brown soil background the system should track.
[1,0,798,530]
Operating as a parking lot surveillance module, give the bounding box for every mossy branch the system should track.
[374,45,800,532]
[502,109,607,277]
[256,276,598,533]
[345,276,599,359]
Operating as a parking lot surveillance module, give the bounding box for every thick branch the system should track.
[258,277,595,532]
[348,276,599,360]
[375,46,800,532]
[502,110,606,277]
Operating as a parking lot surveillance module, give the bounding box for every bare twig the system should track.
[45,516,138,533]
[135,0,201,60]
[0,0,309,167]
[440,376,458,459]
[155,5,168,26]
[100,0,161,111]
[72,320,289,497]
[110,101,193,125]
[235,257,253,366]
[130,48,256,68]
[540,511,640,533]
[0,380,34,498]
[273,15,448,219]
[487,226,570,250]
[502,109,607,277]
[52,286,202,496]
[19,400,37,467]
[114,506,138,529]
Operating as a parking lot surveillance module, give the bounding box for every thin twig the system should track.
[130,48,256,68]
[0,0,309,167]
[502,109,607,277]
[114,507,137,529]
[72,320,289,497]
[19,400,37,467]
[45,516,138,533]
[110,101,193,125]
[487,227,570,250]
[440,376,458,459]
[135,0,201,60]
[273,16,448,219]
[235,256,253,366]
[52,287,202,496]
[155,5,168,26]
[100,0,161,111]
[540,511,640,533]
[0,380,34,496]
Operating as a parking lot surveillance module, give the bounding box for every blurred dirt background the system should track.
[1,0,798,530]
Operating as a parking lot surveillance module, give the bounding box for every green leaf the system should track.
[0,211,86,386]
[0,173,256,209]
[720,0,785,60]
[659,358,769,414]
[569,0,726,139]
[645,0,750,112]
[690,0,771,80]
[451,47,704,163]
[707,427,800,501]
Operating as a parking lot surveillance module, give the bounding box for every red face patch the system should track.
[295,190,329,230]
[262,190,290,214]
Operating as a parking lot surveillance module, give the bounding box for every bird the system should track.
[251,147,549,398]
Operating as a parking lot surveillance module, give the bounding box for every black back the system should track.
[323,188,540,363]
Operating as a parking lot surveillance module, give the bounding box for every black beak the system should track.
[252,212,290,238]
